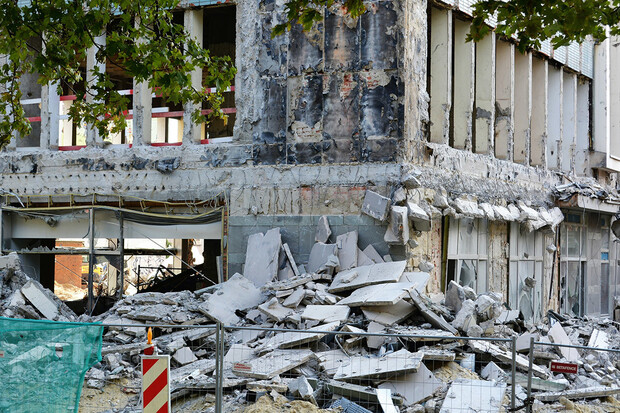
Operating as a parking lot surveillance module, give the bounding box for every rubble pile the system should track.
[1,190,620,411]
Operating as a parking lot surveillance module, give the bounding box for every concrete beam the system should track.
[474,31,495,154]
[429,7,452,145]
[513,51,531,165]
[86,33,106,147]
[495,40,514,160]
[530,57,547,167]
[183,9,204,145]
[546,65,562,169]
[561,72,577,173]
[452,18,474,151]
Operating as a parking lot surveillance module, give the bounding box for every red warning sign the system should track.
[142,355,171,413]
[550,361,578,374]
[233,362,252,373]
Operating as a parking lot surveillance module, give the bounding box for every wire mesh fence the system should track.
[9,320,613,412]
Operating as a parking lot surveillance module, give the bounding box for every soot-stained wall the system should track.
[235,0,403,166]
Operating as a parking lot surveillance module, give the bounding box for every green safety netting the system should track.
[0,317,103,413]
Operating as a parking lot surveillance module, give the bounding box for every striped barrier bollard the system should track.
[141,355,171,412]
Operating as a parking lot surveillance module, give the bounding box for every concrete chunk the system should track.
[362,244,384,264]
[336,231,358,271]
[445,281,465,313]
[440,379,506,413]
[378,363,442,406]
[535,386,620,402]
[588,329,609,349]
[307,242,339,274]
[334,349,423,381]
[21,280,59,320]
[258,297,294,322]
[198,273,264,325]
[173,347,197,366]
[408,290,459,335]
[548,322,579,361]
[469,340,547,378]
[282,288,306,308]
[481,362,506,381]
[282,243,300,277]
[452,198,484,218]
[361,190,391,221]
[232,349,314,380]
[263,322,340,350]
[302,305,350,323]
[329,261,406,293]
[243,228,282,287]
[362,300,416,326]
[407,201,431,231]
[384,206,409,245]
[338,282,418,307]
[356,248,374,267]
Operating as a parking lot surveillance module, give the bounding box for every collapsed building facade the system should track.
[1,0,620,324]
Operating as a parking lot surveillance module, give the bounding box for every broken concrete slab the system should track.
[362,244,384,264]
[288,376,316,403]
[243,228,282,287]
[329,261,406,293]
[257,297,294,322]
[439,379,506,413]
[338,282,418,307]
[376,388,398,413]
[516,332,538,352]
[361,190,390,221]
[356,248,374,267]
[388,326,457,342]
[231,349,314,379]
[407,201,431,231]
[378,363,443,406]
[333,349,423,381]
[327,382,403,408]
[198,273,264,325]
[496,309,519,324]
[21,280,59,320]
[282,288,306,308]
[452,299,477,332]
[408,290,459,335]
[262,321,340,350]
[384,206,409,245]
[418,348,456,361]
[315,216,332,243]
[317,349,348,377]
[534,386,620,402]
[366,321,386,349]
[469,340,547,378]
[302,305,350,323]
[445,281,465,313]
[399,271,431,290]
[172,347,197,366]
[492,205,520,222]
[588,329,609,349]
[362,300,416,326]
[307,242,339,274]
[481,362,506,381]
[452,198,484,218]
[282,243,300,277]
[336,231,358,271]
[548,322,579,361]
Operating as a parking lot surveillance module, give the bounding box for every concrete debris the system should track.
[336,231,358,271]
[440,379,506,413]
[244,228,282,287]
[338,282,418,307]
[307,242,339,274]
[199,273,264,325]
[384,206,409,245]
[378,363,443,406]
[548,321,580,361]
[535,386,620,402]
[329,261,406,293]
[361,190,391,221]
[232,349,315,379]
[334,349,424,380]
[407,201,431,231]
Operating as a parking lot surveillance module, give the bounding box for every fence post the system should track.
[526,336,535,413]
[215,322,224,413]
[511,336,517,411]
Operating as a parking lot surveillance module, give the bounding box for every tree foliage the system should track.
[275,0,618,52]
[0,0,236,147]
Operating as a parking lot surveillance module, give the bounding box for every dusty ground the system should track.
[79,378,139,412]
[54,281,87,301]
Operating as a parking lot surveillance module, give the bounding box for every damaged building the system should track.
[1,0,620,324]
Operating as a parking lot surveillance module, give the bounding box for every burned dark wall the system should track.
[235,0,403,165]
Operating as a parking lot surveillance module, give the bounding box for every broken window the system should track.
[509,223,544,322]
[446,217,488,294]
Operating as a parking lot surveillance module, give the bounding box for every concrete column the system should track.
[561,72,577,172]
[429,7,452,145]
[513,51,532,164]
[530,57,547,167]
[609,35,620,161]
[474,31,495,154]
[575,79,590,175]
[546,65,562,169]
[494,40,514,160]
[40,81,60,150]
[86,33,106,147]
[592,38,608,155]
[452,18,474,150]
[183,9,204,145]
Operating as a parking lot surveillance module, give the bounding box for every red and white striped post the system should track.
[141,355,171,413]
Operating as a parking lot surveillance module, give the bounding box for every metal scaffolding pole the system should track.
[87,208,95,314]
[118,212,124,300]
